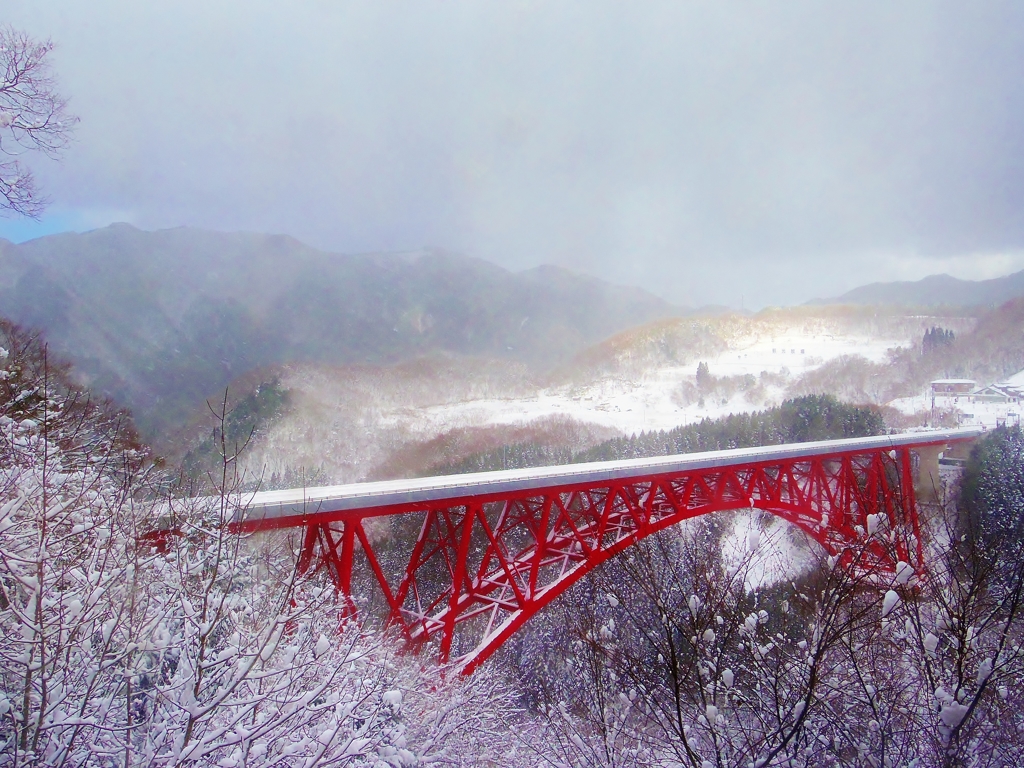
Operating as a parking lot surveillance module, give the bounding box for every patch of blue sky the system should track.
[0,213,77,243]
[0,209,116,243]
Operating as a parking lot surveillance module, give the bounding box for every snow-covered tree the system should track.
[17,307,1024,767]
[0,26,77,218]
[0,321,527,766]
[512,451,1024,767]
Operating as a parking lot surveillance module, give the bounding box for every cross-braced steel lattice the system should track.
[232,430,978,673]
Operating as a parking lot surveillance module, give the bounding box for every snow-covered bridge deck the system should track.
[234,427,981,526]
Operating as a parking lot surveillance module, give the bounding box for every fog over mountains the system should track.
[6,222,1024,448]
[0,224,683,439]
[818,269,1024,307]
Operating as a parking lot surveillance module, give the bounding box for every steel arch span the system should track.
[230,428,979,673]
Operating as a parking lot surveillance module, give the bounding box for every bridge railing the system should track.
[230,427,982,528]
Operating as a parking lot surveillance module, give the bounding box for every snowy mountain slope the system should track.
[816,269,1024,307]
[556,306,975,382]
[0,224,684,442]
[235,309,975,483]
[230,356,616,484]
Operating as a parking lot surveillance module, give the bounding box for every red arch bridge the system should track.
[224,427,979,674]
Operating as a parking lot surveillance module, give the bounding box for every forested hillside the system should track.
[6,320,1024,765]
[0,319,525,766]
[427,395,885,476]
[0,224,683,442]
[820,269,1024,307]
[787,298,1024,406]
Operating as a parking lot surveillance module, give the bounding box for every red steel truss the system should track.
[231,429,978,673]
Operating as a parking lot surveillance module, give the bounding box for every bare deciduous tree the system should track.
[511,462,1024,768]
[0,26,77,218]
[0,325,530,766]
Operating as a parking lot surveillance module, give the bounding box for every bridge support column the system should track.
[944,440,974,462]
[914,446,943,504]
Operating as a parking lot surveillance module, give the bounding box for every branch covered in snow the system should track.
[0,26,78,218]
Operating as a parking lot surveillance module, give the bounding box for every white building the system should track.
[929,379,976,417]
[941,372,1024,429]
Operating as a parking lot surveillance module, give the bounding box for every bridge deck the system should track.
[235,427,981,526]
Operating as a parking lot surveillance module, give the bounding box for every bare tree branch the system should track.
[0,26,78,218]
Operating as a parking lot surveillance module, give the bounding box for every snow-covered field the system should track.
[888,393,1023,430]
[243,313,967,483]
[720,510,817,590]
[403,329,907,438]
[698,328,900,377]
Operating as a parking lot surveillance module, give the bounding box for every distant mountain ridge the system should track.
[0,224,684,441]
[816,269,1024,307]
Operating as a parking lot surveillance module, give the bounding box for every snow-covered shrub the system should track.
[0,322,150,765]
[514,483,1024,767]
[0,322,525,767]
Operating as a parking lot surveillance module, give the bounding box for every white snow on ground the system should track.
[719,510,817,591]
[245,315,966,483]
[381,370,750,437]
[1004,368,1024,388]
[954,401,1022,430]
[888,392,1022,430]
[392,331,910,440]
[887,394,931,415]
[697,330,899,377]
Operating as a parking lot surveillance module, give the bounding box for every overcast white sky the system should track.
[3,1,1024,307]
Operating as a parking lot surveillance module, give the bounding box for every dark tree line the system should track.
[923,326,957,355]
[577,395,885,462]
[180,379,290,482]
[432,395,886,476]
[696,361,713,392]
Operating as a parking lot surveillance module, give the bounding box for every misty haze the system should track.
[3,4,1024,767]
